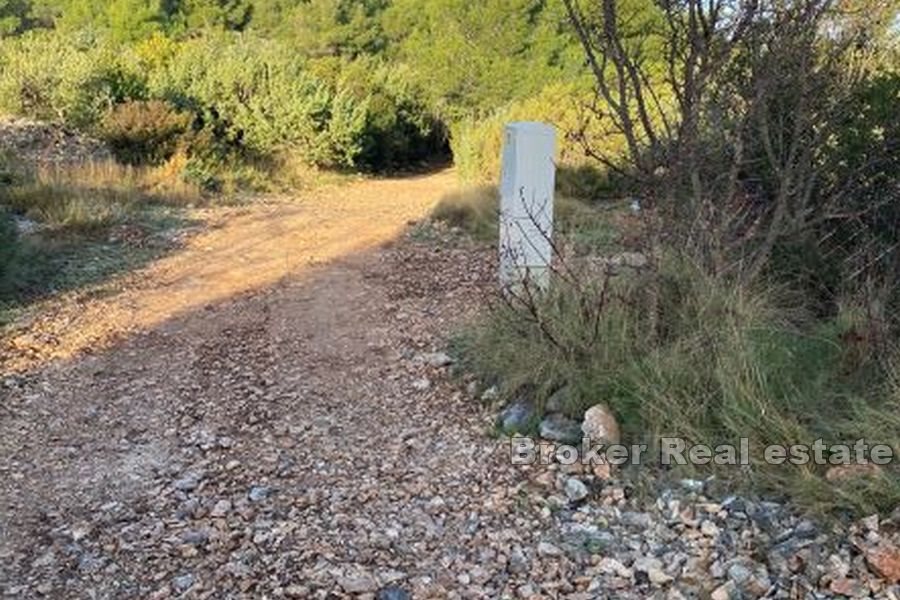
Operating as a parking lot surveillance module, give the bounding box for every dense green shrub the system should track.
[148,35,445,170]
[384,0,582,120]
[311,57,447,170]
[0,31,145,126]
[150,34,369,167]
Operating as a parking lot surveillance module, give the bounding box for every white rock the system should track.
[210,499,231,518]
[633,556,673,585]
[581,404,620,445]
[421,352,454,367]
[564,478,589,502]
[711,581,739,600]
[598,557,633,579]
[700,520,720,537]
[537,541,562,557]
[338,570,378,594]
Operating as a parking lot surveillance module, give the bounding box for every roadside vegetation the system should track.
[440,1,900,518]
[0,153,197,322]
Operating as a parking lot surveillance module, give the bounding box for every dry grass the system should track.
[1,159,202,234]
[458,257,900,517]
[431,184,622,253]
[431,185,499,240]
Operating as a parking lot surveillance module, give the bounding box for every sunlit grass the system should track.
[1,159,202,235]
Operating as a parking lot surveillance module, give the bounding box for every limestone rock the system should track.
[564,478,589,503]
[339,569,378,594]
[499,399,536,433]
[865,543,900,582]
[421,352,454,368]
[581,404,620,445]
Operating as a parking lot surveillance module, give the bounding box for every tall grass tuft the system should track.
[0,160,202,235]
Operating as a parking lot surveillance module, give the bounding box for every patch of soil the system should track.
[0,117,111,166]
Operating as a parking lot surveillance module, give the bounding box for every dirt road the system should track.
[0,170,562,598]
[4,168,881,600]
[1,170,460,373]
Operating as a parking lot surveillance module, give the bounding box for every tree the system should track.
[384,0,581,119]
[564,0,900,330]
[163,0,252,31]
[245,0,304,34]
[106,0,163,40]
[281,0,390,57]
[31,0,163,40]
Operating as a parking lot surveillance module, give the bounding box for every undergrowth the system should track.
[457,257,900,518]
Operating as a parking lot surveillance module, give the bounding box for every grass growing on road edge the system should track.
[431,184,620,253]
[0,160,202,322]
[457,257,900,518]
[1,159,202,234]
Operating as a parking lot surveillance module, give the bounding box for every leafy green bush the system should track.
[311,57,447,170]
[0,31,146,126]
[150,34,368,167]
[145,34,445,172]
[100,99,191,165]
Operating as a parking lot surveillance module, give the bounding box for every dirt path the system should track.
[4,170,891,600]
[0,171,563,598]
[1,170,459,373]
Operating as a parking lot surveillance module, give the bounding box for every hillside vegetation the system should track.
[0,0,590,313]
[0,0,591,182]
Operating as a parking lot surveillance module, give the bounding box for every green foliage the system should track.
[0,0,587,177]
[0,31,145,125]
[288,0,389,57]
[384,0,580,119]
[312,57,447,170]
[165,0,252,32]
[145,33,445,169]
[152,33,367,165]
[450,81,612,191]
[0,0,34,36]
[431,184,619,251]
[41,0,163,40]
